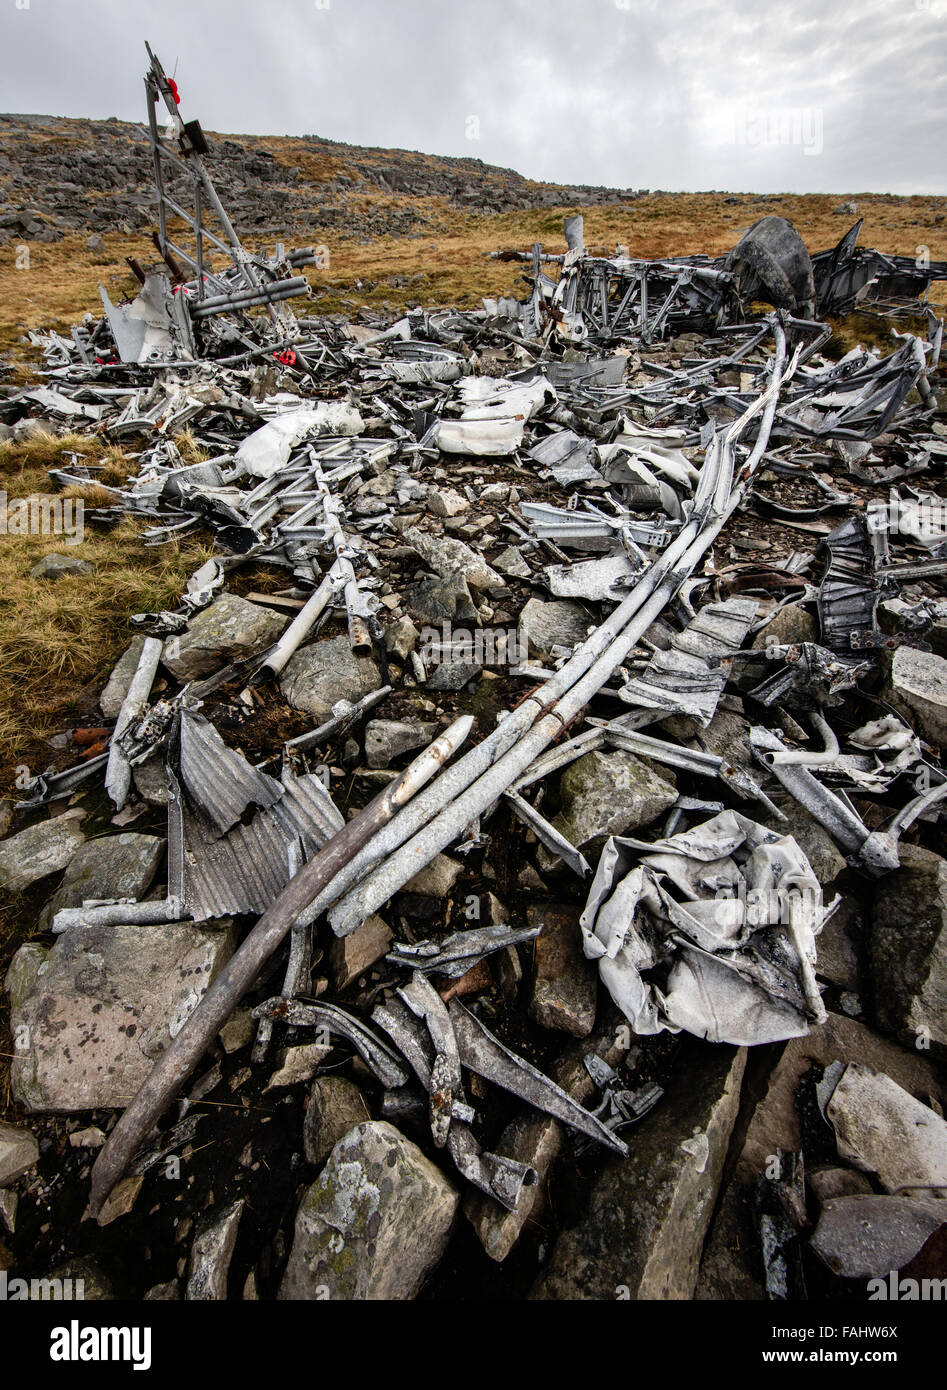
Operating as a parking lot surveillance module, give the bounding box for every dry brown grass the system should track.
[3,192,944,355]
[0,432,209,787]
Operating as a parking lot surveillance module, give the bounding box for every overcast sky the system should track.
[1,0,944,194]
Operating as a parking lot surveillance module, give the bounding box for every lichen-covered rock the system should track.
[7,920,235,1111]
[279,1121,458,1300]
[280,635,381,721]
[40,832,164,929]
[518,597,591,658]
[884,645,947,749]
[162,593,285,680]
[0,811,85,893]
[0,1121,39,1185]
[552,749,677,850]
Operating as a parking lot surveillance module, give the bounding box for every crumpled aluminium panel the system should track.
[618,598,759,725]
[579,809,827,1046]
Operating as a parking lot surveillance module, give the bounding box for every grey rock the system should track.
[144,1280,180,1300]
[266,1043,331,1089]
[29,552,91,580]
[40,832,164,929]
[528,902,597,1037]
[7,920,235,1111]
[807,1166,874,1204]
[404,574,476,624]
[218,1007,255,1054]
[533,1044,746,1299]
[427,658,482,690]
[99,636,146,718]
[404,527,505,594]
[0,811,85,893]
[364,719,435,769]
[869,842,947,1051]
[329,913,392,988]
[552,749,677,850]
[162,593,285,681]
[696,1012,947,1299]
[427,487,468,517]
[835,200,858,215]
[281,635,381,721]
[13,417,61,443]
[518,597,591,659]
[751,603,818,649]
[186,1199,244,1300]
[493,545,531,579]
[132,754,170,806]
[384,615,418,660]
[762,795,846,886]
[0,1121,39,1185]
[303,1076,372,1166]
[279,1120,458,1299]
[404,853,462,898]
[884,645,947,748]
[85,232,105,252]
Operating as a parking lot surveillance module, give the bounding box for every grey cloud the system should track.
[0,0,943,193]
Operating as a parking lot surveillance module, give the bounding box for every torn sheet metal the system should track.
[546,553,641,601]
[252,997,409,1089]
[177,707,283,836]
[386,923,541,979]
[99,276,175,365]
[580,809,828,1046]
[528,429,603,485]
[446,1000,629,1155]
[618,598,758,726]
[234,405,364,478]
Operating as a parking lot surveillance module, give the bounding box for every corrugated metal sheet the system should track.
[178,707,282,836]
[618,598,758,726]
[181,770,344,919]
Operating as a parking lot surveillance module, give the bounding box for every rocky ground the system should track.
[0,113,945,1308]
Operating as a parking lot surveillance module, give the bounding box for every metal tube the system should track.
[321,324,791,937]
[89,715,475,1216]
[104,636,163,810]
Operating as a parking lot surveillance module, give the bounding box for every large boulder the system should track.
[552,749,677,850]
[280,636,381,721]
[869,842,947,1052]
[40,832,164,929]
[7,920,235,1111]
[279,1121,458,1299]
[0,811,85,893]
[532,1044,746,1299]
[162,594,285,681]
[884,645,947,749]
